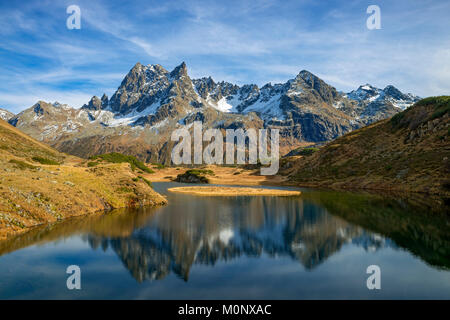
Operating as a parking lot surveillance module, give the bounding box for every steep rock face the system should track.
[9,62,420,164]
[108,62,198,117]
[109,63,169,114]
[275,71,358,141]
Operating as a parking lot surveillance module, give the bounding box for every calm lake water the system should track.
[0,182,449,299]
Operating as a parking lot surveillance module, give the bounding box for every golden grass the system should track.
[0,120,167,240]
[168,186,301,197]
[145,165,288,186]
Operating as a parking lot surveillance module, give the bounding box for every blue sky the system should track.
[0,0,449,113]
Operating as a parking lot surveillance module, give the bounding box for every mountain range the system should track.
[6,62,420,163]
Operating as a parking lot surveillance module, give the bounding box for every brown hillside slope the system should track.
[0,120,166,239]
[283,96,450,196]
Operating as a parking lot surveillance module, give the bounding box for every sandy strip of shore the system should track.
[167,186,301,197]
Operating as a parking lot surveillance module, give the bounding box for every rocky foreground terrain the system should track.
[0,119,166,239]
[6,62,419,164]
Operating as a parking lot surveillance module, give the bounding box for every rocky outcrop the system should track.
[174,170,211,184]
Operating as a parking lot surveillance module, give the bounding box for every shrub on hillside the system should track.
[90,153,154,173]
[32,156,60,165]
[175,169,213,184]
[299,147,319,156]
[9,159,36,170]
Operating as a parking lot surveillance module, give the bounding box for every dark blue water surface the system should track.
[0,182,449,299]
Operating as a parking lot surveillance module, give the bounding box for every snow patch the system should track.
[207,96,239,113]
[219,228,234,245]
[97,101,161,127]
[242,93,284,120]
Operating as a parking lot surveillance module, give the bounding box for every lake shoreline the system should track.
[168,186,302,197]
[143,164,450,197]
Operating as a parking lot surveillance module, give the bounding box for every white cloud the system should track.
[0,90,93,114]
[1,0,449,113]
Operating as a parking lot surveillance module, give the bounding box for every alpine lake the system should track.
[0,182,449,299]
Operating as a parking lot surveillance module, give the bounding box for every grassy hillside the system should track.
[283,96,450,196]
[89,152,154,173]
[302,190,450,269]
[0,120,166,240]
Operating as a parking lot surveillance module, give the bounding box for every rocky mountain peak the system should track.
[383,85,406,99]
[292,70,320,89]
[346,84,380,101]
[82,96,103,111]
[7,61,423,165]
[290,70,340,104]
[345,83,421,122]
[101,93,109,106]
[169,62,188,80]
[296,70,316,81]
[192,77,216,99]
[32,101,50,116]
[145,64,169,77]
[131,62,144,72]
[295,70,326,90]
[0,107,14,121]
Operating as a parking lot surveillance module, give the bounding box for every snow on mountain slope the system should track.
[0,108,14,121]
[346,84,420,111]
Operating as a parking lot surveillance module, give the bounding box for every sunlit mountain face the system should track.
[7,63,421,164]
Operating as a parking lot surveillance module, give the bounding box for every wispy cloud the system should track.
[0,0,449,112]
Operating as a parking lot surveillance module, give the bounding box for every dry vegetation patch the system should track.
[0,120,166,240]
[168,186,301,197]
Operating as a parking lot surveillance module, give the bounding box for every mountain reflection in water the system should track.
[86,196,394,282]
[1,182,448,286]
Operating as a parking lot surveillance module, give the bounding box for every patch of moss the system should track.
[138,176,153,187]
[152,163,165,169]
[116,186,133,193]
[298,147,319,156]
[87,161,99,167]
[185,169,215,176]
[391,96,450,129]
[90,153,154,173]
[175,169,212,184]
[9,159,36,170]
[32,156,60,165]
[416,96,450,120]
[390,112,405,127]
